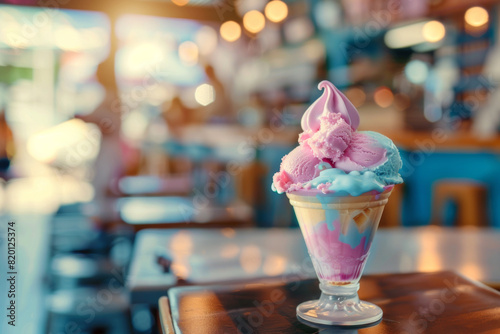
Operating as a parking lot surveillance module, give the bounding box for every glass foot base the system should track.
[296,292,383,326]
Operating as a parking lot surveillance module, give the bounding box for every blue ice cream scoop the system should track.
[363,131,403,185]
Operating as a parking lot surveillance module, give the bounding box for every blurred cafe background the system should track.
[0,0,499,333]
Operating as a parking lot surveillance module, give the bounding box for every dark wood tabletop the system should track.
[161,271,500,334]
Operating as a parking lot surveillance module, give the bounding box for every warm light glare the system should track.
[465,6,489,27]
[171,0,189,6]
[122,111,149,140]
[171,262,190,279]
[422,20,445,43]
[374,87,394,108]
[6,177,60,214]
[178,41,199,66]
[27,119,100,164]
[170,231,193,258]
[243,10,266,34]
[385,20,444,49]
[265,0,288,23]
[80,27,108,49]
[221,227,236,238]
[385,22,427,48]
[220,21,241,42]
[262,255,287,276]
[55,26,82,51]
[120,42,166,77]
[240,245,262,274]
[416,232,442,272]
[59,177,94,204]
[194,83,215,106]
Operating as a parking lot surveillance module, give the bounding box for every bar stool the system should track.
[431,179,488,226]
[379,183,404,227]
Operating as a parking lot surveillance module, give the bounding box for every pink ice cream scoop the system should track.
[299,112,353,162]
[272,145,321,193]
[334,132,388,172]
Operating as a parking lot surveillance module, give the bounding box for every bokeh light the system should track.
[405,60,429,84]
[344,87,366,108]
[122,111,149,141]
[465,6,489,27]
[262,255,287,276]
[303,39,325,61]
[385,21,427,49]
[422,20,445,43]
[178,41,199,66]
[374,87,394,108]
[264,0,288,23]
[243,10,266,34]
[314,0,341,29]
[283,17,315,43]
[194,83,215,106]
[171,0,189,6]
[220,21,241,42]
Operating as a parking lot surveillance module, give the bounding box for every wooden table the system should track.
[160,271,500,333]
[128,227,500,305]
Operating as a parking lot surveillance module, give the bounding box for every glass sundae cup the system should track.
[287,186,393,326]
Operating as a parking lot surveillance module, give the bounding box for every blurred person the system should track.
[0,110,14,179]
[162,96,191,135]
[160,96,194,175]
[203,64,234,123]
[76,54,125,223]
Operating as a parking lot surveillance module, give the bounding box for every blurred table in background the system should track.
[117,197,254,231]
[117,175,192,197]
[161,271,500,334]
[128,228,309,304]
[381,129,500,152]
[128,226,500,305]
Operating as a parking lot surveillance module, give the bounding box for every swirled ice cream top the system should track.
[301,80,360,132]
